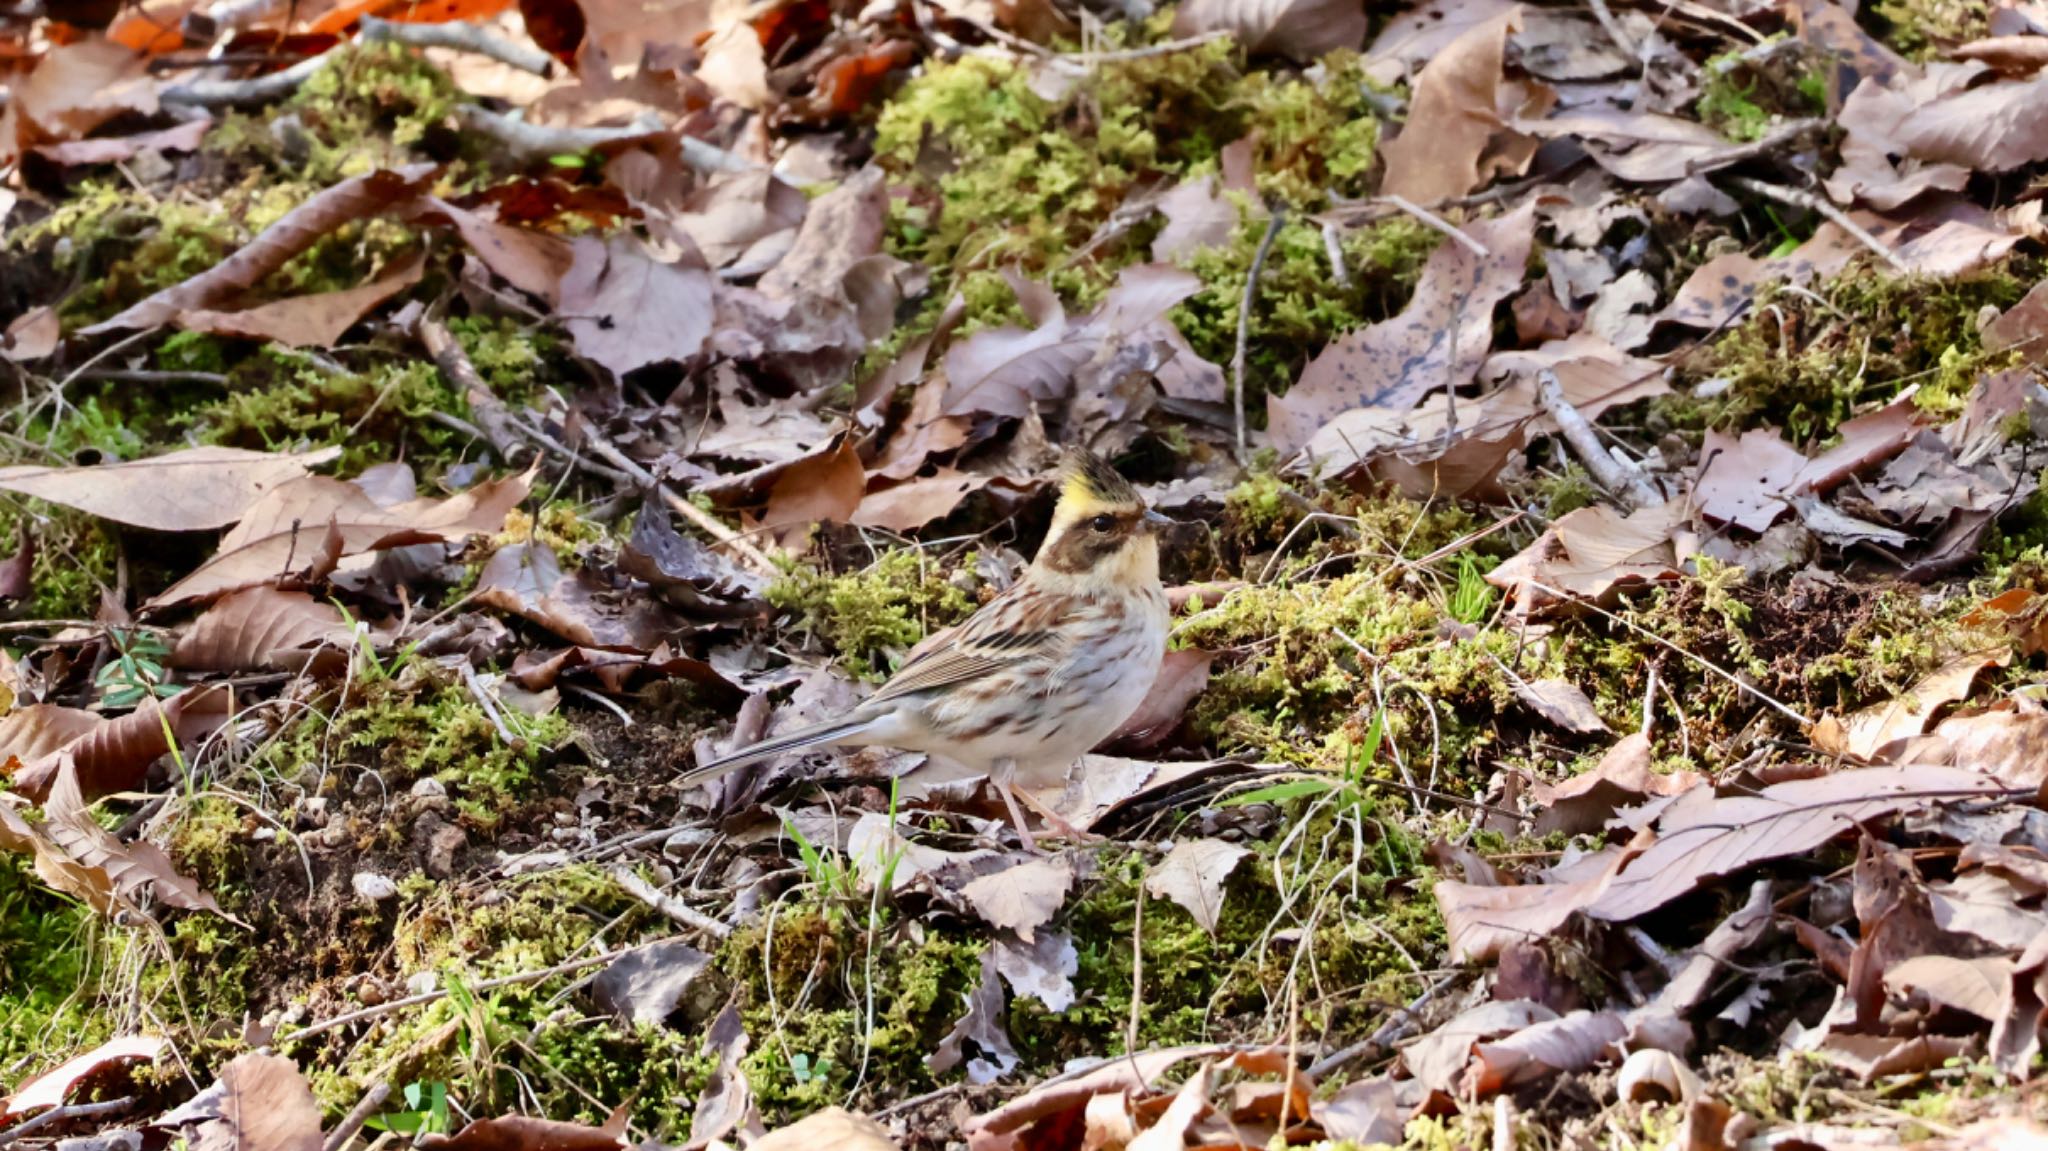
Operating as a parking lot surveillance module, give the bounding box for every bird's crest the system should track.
[1057,446,1140,514]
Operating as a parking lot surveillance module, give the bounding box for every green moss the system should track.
[15,184,238,327]
[1674,261,2033,441]
[224,41,460,183]
[0,858,112,1070]
[1872,0,1989,55]
[189,349,463,470]
[765,549,977,681]
[259,678,568,831]
[1695,43,1826,143]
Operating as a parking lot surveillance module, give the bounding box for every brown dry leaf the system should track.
[1814,1032,1978,1080]
[1311,1074,1409,1144]
[175,254,424,347]
[10,687,231,802]
[41,757,238,919]
[758,166,888,303]
[1169,0,1367,60]
[1531,732,1706,836]
[0,704,105,766]
[84,166,436,334]
[1695,428,1808,533]
[1513,678,1608,734]
[475,542,684,652]
[1152,175,1243,262]
[927,950,1019,1085]
[559,234,715,378]
[1811,649,2008,761]
[1984,277,2048,363]
[1792,397,1927,493]
[671,170,806,272]
[152,469,532,607]
[1403,999,1553,1095]
[752,1108,899,1151]
[1363,0,1519,83]
[1660,224,1861,331]
[1586,765,2011,921]
[30,117,208,167]
[758,437,865,549]
[171,587,354,675]
[960,854,1074,943]
[1485,500,1683,611]
[1,40,160,165]
[2,305,60,362]
[0,445,340,532]
[1626,880,1775,1054]
[1886,954,2013,1021]
[422,1113,625,1151]
[1271,202,1535,453]
[591,938,714,1027]
[0,798,127,918]
[2,1035,165,1116]
[991,929,1078,1012]
[414,197,575,302]
[1836,66,2048,176]
[1144,837,1251,934]
[852,470,998,533]
[1435,845,1633,963]
[697,22,770,110]
[963,1044,1236,1144]
[1518,108,1737,184]
[942,265,1202,421]
[1378,7,1522,204]
[1952,34,2048,74]
[193,1053,323,1151]
[1468,1009,1626,1094]
[1126,1062,1211,1151]
[686,1003,759,1148]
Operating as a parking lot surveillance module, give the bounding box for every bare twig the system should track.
[1233,207,1285,464]
[1682,117,1826,176]
[161,52,329,106]
[1321,221,1351,290]
[0,1097,135,1144]
[1726,176,1908,274]
[1381,195,1489,257]
[359,14,555,76]
[610,864,733,938]
[418,317,531,466]
[453,105,761,175]
[573,429,781,575]
[72,368,231,386]
[282,948,629,1046]
[1536,369,1660,510]
[1583,0,1637,57]
[322,1081,392,1151]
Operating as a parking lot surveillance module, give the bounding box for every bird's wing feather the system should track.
[869,586,1072,703]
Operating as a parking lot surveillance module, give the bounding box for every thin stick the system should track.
[1382,195,1489,257]
[161,52,328,106]
[418,317,531,466]
[574,429,780,575]
[1683,117,1826,176]
[359,15,554,76]
[0,1097,135,1143]
[452,105,760,176]
[322,1082,392,1151]
[1321,222,1351,290]
[1233,208,1285,464]
[1536,369,1660,510]
[1727,176,1908,274]
[610,864,733,938]
[282,948,629,1046]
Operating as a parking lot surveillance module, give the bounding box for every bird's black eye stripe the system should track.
[1090,513,1117,533]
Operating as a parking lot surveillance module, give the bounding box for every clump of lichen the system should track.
[765,549,977,680]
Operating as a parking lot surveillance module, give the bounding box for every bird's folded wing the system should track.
[870,593,1070,702]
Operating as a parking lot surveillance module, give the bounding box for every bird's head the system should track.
[1033,446,1170,588]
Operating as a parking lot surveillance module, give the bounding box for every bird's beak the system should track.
[1142,508,1173,532]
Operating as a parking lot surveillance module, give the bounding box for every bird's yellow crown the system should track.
[1056,446,1141,516]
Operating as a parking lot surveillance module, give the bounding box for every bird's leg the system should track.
[1014,772,1102,845]
[988,758,1041,855]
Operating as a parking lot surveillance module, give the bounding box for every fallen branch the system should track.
[1536,369,1661,510]
[1381,195,1489,257]
[161,52,328,107]
[0,1098,135,1144]
[360,14,555,76]
[1233,207,1285,464]
[1683,117,1825,176]
[322,1081,392,1151]
[573,428,781,576]
[611,864,734,938]
[417,317,531,466]
[453,105,761,175]
[1726,176,1908,274]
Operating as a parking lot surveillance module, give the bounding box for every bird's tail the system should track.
[679,716,878,790]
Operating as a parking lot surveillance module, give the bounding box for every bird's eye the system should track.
[1090,513,1117,533]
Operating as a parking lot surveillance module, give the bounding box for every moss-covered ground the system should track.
[2,6,2045,1149]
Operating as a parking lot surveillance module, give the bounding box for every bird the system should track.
[680,445,1173,849]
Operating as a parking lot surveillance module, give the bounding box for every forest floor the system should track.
[3,0,2048,1146]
